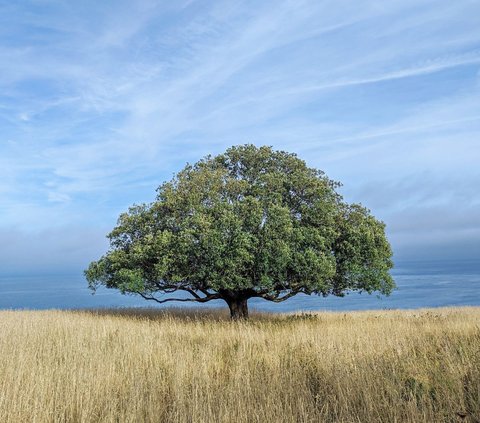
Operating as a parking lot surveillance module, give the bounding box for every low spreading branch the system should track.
[260,290,303,303]
[137,291,221,304]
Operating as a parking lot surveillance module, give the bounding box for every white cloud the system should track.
[47,192,71,204]
[0,0,479,266]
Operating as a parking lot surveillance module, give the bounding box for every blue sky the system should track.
[0,0,479,274]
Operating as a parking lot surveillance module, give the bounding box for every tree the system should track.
[85,145,394,319]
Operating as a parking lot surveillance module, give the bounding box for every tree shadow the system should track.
[74,306,274,322]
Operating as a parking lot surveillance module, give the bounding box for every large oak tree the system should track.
[85,145,394,319]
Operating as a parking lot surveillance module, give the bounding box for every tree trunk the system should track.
[226,297,249,320]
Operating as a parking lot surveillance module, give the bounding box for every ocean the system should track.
[0,260,479,312]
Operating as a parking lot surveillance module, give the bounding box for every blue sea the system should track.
[0,260,479,312]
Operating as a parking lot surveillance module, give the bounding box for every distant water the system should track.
[0,260,479,312]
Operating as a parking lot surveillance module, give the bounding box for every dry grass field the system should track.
[0,307,479,423]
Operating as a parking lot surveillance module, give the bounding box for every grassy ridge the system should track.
[0,307,479,422]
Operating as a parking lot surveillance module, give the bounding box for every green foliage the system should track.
[85,145,394,310]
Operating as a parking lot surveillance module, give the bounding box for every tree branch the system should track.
[150,279,224,301]
[260,290,303,303]
[184,288,202,299]
[137,291,221,304]
[151,281,205,299]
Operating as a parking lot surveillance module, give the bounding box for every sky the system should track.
[0,0,479,274]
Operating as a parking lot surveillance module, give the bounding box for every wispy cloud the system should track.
[0,0,479,270]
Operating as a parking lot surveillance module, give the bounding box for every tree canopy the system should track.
[85,145,394,319]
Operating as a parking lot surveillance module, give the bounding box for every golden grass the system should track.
[0,307,479,423]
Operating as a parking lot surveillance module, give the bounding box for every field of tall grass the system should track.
[0,307,479,422]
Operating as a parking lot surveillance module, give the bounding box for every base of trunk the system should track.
[226,297,249,320]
